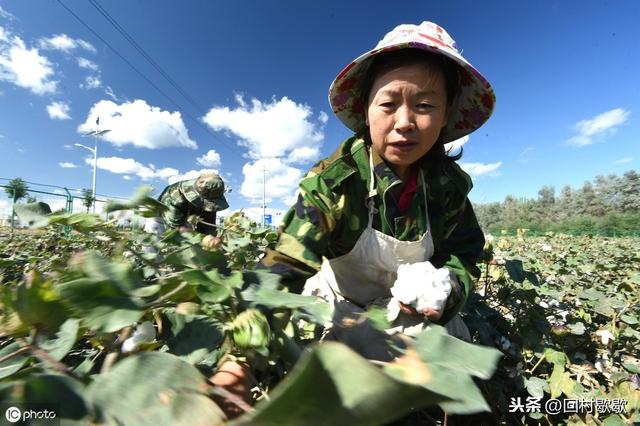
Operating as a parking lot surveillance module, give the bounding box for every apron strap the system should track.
[367,149,376,228]
[419,170,432,236]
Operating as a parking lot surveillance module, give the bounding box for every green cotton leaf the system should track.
[578,288,602,301]
[622,363,640,374]
[57,278,145,333]
[179,270,232,303]
[230,341,453,426]
[548,364,575,398]
[164,245,228,270]
[411,325,500,381]
[39,318,80,361]
[0,258,16,270]
[105,186,167,217]
[543,348,568,367]
[164,313,224,364]
[0,342,30,379]
[224,233,253,250]
[241,270,282,290]
[385,325,501,415]
[241,284,332,325]
[47,213,105,233]
[567,322,586,335]
[14,272,68,333]
[88,352,224,426]
[524,377,550,399]
[81,251,143,291]
[620,313,639,325]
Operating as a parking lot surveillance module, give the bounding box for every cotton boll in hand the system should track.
[414,266,453,313]
[390,262,452,315]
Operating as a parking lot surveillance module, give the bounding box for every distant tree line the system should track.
[474,170,640,234]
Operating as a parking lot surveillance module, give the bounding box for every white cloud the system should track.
[0,27,57,95]
[286,146,321,164]
[196,149,222,168]
[77,57,98,71]
[567,108,630,146]
[0,6,16,21]
[167,169,219,185]
[47,101,71,120]
[38,34,96,53]
[59,162,78,168]
[104,86,119,101]
[80,75,101,89]
[202,95,325,163]
[517,147,535,163]
[444,135,469,154]
[88,156,180,181]
[613,157,632,164]
[78,99,197,149]
[459,161,502,178]
[241,158,303,205]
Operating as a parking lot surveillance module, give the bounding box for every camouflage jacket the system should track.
[259,136,485,324]
[158,182,217,235]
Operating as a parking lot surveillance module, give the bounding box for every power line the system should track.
[87,0,207,115]
[55,0,243,158]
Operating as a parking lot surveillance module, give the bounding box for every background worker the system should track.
[156,172,229,235]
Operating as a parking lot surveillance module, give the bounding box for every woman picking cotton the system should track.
[259,21,494,359]
[212,21,495,415]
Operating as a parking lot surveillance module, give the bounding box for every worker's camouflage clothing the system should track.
[158,180,218,235]
[258,136,485,324]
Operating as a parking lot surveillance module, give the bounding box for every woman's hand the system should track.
[398,302,443,321]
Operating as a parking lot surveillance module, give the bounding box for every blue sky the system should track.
[0,1,638,224]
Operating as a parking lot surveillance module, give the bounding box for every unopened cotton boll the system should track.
[121,321,156,353]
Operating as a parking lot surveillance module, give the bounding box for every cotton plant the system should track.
[386,261,453,321]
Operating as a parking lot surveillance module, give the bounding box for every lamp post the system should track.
[77,117,110,213]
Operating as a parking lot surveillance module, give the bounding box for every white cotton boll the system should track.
[414,267,452,313]
[121,321,156,353]
[390,262,452,314]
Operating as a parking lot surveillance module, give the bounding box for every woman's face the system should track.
[365,62,449,180]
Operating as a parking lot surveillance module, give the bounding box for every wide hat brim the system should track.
[180,180,229,212]
[328,23,495,144]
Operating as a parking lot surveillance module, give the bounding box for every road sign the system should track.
[264,214,272,225]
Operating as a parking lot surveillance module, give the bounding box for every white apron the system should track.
[303,151,469,360]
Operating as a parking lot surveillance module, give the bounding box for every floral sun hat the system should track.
[328,21,495,144]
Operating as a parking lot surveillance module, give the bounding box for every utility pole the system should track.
[78,116,111,213]
[262,166,266,226]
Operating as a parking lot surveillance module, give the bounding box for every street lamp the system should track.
[77,118,110,213]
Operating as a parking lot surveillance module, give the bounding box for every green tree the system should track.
[620,170,640,212]
[4,177,28,202]
[81,188,95,213]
